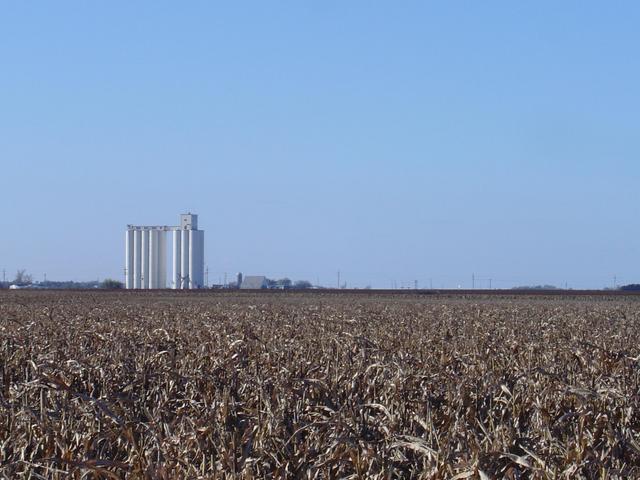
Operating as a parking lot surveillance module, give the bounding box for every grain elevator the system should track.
[125,213,204,289]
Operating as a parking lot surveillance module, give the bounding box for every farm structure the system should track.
[125,213,204,289]
[240,275,268,289]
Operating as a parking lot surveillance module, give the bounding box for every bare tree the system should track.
[14,269,33,285]
[101,279,124,289]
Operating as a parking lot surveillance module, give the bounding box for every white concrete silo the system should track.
[172,230,181,289]
[133,229,142,289]
[189,229,205,288]
[158,231,167,288]
[141,229,150,289]
[180,229,190,289]
[125,229,134,289]
[149,230,158,289]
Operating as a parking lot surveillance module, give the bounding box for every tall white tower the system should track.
[125,213,205,289]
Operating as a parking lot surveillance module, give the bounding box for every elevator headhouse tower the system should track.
[125,213,205,289]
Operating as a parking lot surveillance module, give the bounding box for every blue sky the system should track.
[1,2,638,288]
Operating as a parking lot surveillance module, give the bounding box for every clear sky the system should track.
[1,2,638,289]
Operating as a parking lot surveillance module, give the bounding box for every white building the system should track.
[125,213,205,289]
[240,276,268,289]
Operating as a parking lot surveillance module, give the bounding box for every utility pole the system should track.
[205,266,209,288]
[489,278,492,289]
[224,272,227,287]
[613,275,617,289]
[472,274,475,289]
[337,271,340,289]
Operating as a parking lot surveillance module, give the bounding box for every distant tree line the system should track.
[511,284,640,292]
[101,279,124,289]
[512,285,560,290]
[19,280,103,289]
[0,269,34,288]
[222,277,314,290]
[0,269,123,289]
[265,278,313,289]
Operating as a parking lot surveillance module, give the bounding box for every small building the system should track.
[240,276,268,290]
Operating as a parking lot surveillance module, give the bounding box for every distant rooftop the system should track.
[240,276,268,290]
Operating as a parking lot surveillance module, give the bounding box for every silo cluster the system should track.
[125,213,205,289]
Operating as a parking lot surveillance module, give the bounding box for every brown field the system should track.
[1,291,639,479]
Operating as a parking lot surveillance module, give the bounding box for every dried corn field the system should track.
[1,291,640,479]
